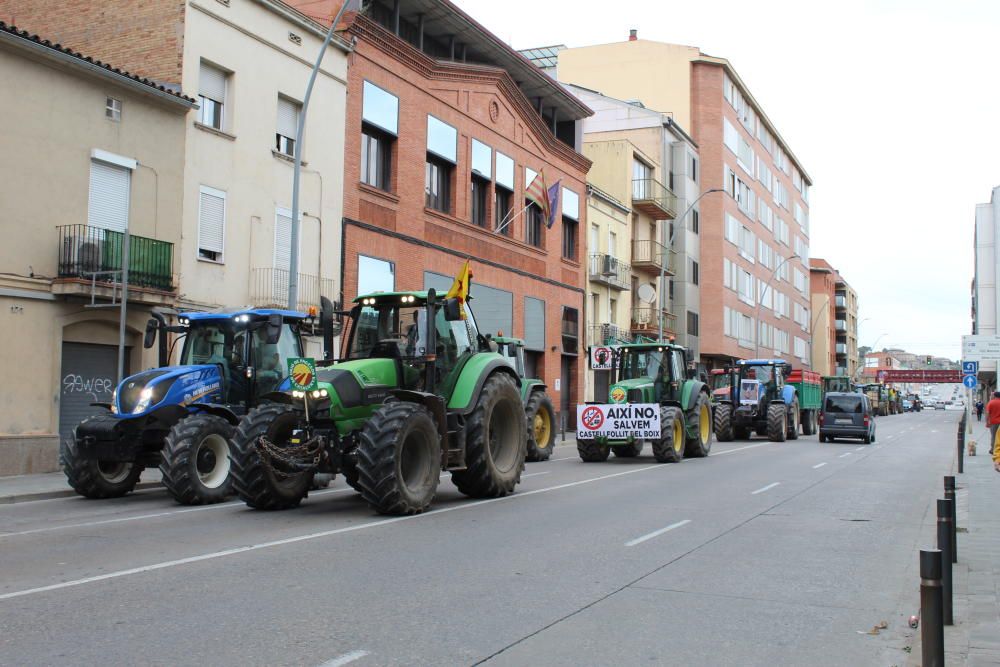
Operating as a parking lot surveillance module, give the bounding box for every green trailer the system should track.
[788,369,822,433]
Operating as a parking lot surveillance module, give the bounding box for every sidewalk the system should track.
[0,467,162,504]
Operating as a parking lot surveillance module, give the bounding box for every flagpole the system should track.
[495,202,531,235]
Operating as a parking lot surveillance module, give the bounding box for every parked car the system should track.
[819,392,876,444]
[902,399,912,411]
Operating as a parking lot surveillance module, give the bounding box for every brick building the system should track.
[286,1,592,424]
[809,258,859,377]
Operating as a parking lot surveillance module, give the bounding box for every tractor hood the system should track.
[115,365,223,416]
[712,386,731,399]
[308,358,400,416]
[608,378,653,404]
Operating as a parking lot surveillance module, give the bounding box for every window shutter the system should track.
[277,97,298,139]
[87,160,130,232]
[524,297,545,351]
[274,209,292,272]
[198,188,225,255]
[199,63,226,102]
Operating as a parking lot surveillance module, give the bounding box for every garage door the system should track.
[424,271,512,338]
[59,342,123,443]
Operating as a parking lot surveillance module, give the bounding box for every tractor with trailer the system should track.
[862,383,888,416]
[712,360,821,442]
[62,308,316,504]
[228,286,527,516]
[822,375,858,400]
[493,335,556,461]
[575,342,713,463]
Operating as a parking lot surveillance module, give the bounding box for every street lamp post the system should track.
[854,333,888,382]
[754,253,801,359]
[659,188,723,342]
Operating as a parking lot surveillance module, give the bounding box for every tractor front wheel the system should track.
[713,402,734,442]
[61,430,143,499]
[357,401,441,515]
[452,374,526,498]
[685,393,713,458]
[160,413,235,505]
[230,404,314,510]
[652,407,685,463]
[786,401,800,441]
[766,403,788,442]
[525,391,556,462]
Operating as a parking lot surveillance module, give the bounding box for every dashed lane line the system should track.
[751,482,781,495]
[625,519,691,547]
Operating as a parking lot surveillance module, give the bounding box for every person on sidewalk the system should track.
[987,390,1000,455]
[976,399,984,421]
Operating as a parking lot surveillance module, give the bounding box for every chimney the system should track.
[629,29,638,41]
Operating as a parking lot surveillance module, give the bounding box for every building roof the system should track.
[518,45,566,69]
[0,21,197,107]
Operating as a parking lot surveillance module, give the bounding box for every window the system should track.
[360,82,398,191]
[562,217,577,260]
[691,208,699,234]
[357,255,395,294]
[609,230,617,257]
[632,158,652,199]
[739,226,756,262]
[591,293,600,323]
[757,161,773,192]
[758,280,773,310]
[425,116,456,213]
[774,179,789,209]
[758,240,774,270]
[525,202,543,248]
[495,151,514,235]
[669,279,674,301]
[759,322,774,349]
[738,270,755,306]
[794,235,809,260]
[723,119,739,155]
[105,97,121,121]
[775,329,789,354]
[723,307,755,348]
[691,259,699,286]
[275,96,300,157]
[793,267,808,294]
[758,200,774,231]
[725,213,740,245]
[690,156,699,183]
[88,157,131,232]
[776,217,790,246]
[726,168,755,217]
[471,175,489,228]
[723,258,737,291]
[272,207,300,297]
[198,62,228,130]
[687,311,699,337]
[198,185,226,262]
[562,187,579,260]
[590,224,600,253]
[561,307,579,354]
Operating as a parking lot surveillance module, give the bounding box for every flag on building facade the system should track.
[546,180,561,228]
[445,259,473,320]
[525,169,550,222]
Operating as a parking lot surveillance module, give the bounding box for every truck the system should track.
[576,342,713,463]
[713,359,820,442]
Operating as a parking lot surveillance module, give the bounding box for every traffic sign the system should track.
[962,335,1000,362]
[962,360,979,375]
[963,374,978,389]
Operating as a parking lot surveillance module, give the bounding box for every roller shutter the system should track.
[58,343,123,443]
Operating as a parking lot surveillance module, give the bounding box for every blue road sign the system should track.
[963,374,978,389]
[962,360,979,374]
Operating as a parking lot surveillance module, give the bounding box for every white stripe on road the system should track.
[812,462,828,469]
[318,650,370,667]
[625,519,691,547]
[751,482,780,495]
[855,446,865,451]
[839,452,852,458]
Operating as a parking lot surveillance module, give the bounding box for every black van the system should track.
[819,392,875,444]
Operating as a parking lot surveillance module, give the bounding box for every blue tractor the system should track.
[712,359,802,442]
[62,306,328,504]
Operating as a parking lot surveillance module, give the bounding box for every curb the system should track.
[0,480,162,505]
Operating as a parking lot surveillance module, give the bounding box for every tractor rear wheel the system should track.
[800,410,815,436]
[61,429,143,499]
[766,402,787,442]
[653,407,685,463]
[525,391,556,462]
[160,413,234,505]
[612,442,643,457]
[341,458,362,493]
[577,439,610,462]
[357,401,441,515]
[685,393,713,458]
[713,402,734,442]
[452,374,526,498]
[786,401,800,441]
[230,403,314,510]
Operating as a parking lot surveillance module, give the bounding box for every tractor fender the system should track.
[521,380,547,406]
[781,385,798,407]
[680,381,710,411]
[191,403,242,426]
[390,389,448,435]
[448,357,521,413]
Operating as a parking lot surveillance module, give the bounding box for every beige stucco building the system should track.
[0,23,193,474]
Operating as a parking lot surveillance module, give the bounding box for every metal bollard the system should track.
[944,476,957,563]
[937,499,954,625]
[920,549,945,667]
[957,417,965,474]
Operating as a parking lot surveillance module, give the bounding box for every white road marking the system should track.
[318,650,370,667]
[625,519,691,547]
[751,482,780,495]
[521,471,550,479]
[855,446,865,452]
[812,462,828,469]
[839,452,852,458]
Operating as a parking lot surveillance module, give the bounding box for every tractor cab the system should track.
[493,336,527,377]
[734,359,790,409]
[609,343,690,404]
[709,369,733,401]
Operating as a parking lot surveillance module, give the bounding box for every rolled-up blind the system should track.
[277,97,298,138]
[198,188,225,254]
[199,63,226,102]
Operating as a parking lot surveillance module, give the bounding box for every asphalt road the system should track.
[0,409,958,666]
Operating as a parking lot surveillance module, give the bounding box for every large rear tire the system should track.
[766,402,787,442]
[685,393,713,457]
[61,428,142,499]
[653,406,685,463]
[525,391,556,462]
[160,413,234,505]
[577,439,610,462]
[452,374,526,498]
[800,410,815,436]
[713,402,734,442]
[357,401,441,515]
[612,442,643,458]
[230,403,313,510]
[787,400,800,441]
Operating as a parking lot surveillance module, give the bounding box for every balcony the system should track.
[835,366,848,376]
[631,178,678,219]
[589,254,630,290]
[631,239,674,275]
[587,322,630,347]
[630,307,676,338]
[835,295,847,309]
[836,343,848,355]
[250,268,335,311]
[57,224,174,291]
[835,319,847,332]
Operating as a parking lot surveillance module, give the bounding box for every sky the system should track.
[459,0,1000,361]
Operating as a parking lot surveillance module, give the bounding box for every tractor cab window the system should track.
[432,306,476,392]
[621,349,670,382]
[180,322,248,403]
[711,373,731,392]
[744,365,774,385]
[670,350,685,382]
[251,323,301,395]
[349,303,426,360]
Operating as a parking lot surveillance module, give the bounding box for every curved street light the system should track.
[754,253,802,358]
[854,332,889,381]
[659,188,724,342]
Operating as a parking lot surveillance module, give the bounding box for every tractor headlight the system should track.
[133,387,154,414]
[311,389,329,399]
[292,390,305,399]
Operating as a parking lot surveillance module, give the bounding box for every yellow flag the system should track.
[445,260,473,319]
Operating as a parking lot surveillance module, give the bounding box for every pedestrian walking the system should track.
[987,391,1000,455]
[976,399,984,421]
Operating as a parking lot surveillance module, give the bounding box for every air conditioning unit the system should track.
[601,255,618,277]
[63,234,103,275]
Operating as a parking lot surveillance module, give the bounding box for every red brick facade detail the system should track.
[2,0,186,85]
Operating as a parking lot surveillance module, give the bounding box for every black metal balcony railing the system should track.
[631,178,678,219]
[251,268,335,311]
[57,224,174,290]
[588,254,630,290]
[587,323,630,347]
[631,239,674,275]
[630,307,676,336]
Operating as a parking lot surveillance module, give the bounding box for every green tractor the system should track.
[228,288,527,516]
[576,342,713,463]
[493,335,556,462]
